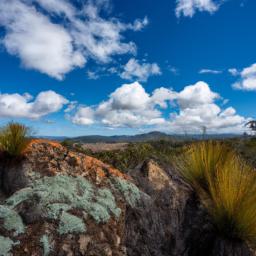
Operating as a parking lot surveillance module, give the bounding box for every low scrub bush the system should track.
[176,141,256,245]
[93,141,184,171]
[0,122,30,157]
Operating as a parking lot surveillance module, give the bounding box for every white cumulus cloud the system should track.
[0,0,148,80]
[228,68,239,76]
[69,81,247,133]
[232,63,256,91]
[176,0,219,18]
[168,82,246,133]
[71,82,173,127]
[0,90,68,119]
[0,0,85,80]
[70,107,95,125]
[120,58,161,82]
[176,81,219,108]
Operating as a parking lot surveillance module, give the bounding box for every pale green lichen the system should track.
[87,203,110,223]
[82,188,121,223]
[40,235,51,256]
[1,174,122,237]
[111,177,141,207]
[45,203,71,220]
[76,176,94,198]
[5,187,33,209]
[58,212,86,235]
[31,175,121,224]
[0,205,25,235]
[96,189,121,219]
[33,175,84,204]
[0,236,17,256]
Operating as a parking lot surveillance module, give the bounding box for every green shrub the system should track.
[227,137,256,168]
[92,141,184,172]
[61,139,73,148]
[176,141,256,245]
[0,122,30,157]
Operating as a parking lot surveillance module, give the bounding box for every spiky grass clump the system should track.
[208,159,256,243]
[176,141,232,191]
[176,141,256,245]
[0,122,30,157]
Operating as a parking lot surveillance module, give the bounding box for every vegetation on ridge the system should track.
[68,140,185,171]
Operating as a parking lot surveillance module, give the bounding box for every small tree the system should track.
[61,139,73,148]
[245,120,256,136]
[0,122,31,157]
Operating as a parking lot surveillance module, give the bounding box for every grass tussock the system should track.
[0,122,30,157]
[176,141,256,245]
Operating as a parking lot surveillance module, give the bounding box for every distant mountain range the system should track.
[44,131,241,144]
[36,136,68,141]
[66,131,175,143]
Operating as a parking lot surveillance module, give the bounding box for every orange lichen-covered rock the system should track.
[0,139,140,256]
[25,139,64,152]
[22,139,128,185]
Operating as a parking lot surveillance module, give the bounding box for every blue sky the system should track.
[0,0,255,136]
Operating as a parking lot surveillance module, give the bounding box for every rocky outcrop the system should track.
[0,140,135,255]
[1,139,128,195]
[140,159,172,190]
[126,159,253,256]
[0,141,253,255]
